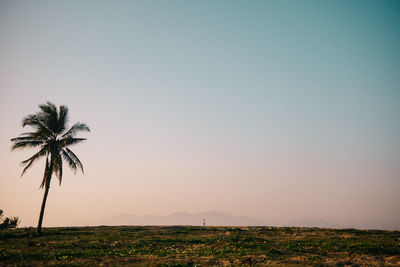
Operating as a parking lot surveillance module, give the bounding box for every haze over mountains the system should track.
[82,211,398,230]
[99,211,265,227]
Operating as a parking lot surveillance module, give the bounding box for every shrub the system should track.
[0,210,20,229]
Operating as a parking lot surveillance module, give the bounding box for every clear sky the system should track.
[0,0,399,229]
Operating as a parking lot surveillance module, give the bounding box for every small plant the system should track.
[0,210,20,229]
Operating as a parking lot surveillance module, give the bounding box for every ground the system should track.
[0,226,399,266]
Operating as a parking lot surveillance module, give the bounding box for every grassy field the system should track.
[0,226,399,266]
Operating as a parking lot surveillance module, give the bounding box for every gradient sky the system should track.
[0,0,399,229]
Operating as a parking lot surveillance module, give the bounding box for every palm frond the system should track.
[64,148,84,174]
[58,137,87,148]
[38,102,58,133]
[56,105,69,134]
[22,114,39,127]
[11,140,44,151]
[61,149,77,173]
[53,152,63,185]
[16,131,48,140]
[62,122,90,137]
[11,136,41,142]
[20,146,49,176]
[22,114,53,137]
[39,102,57,114]
[20,147,49,165]
[10,132,46,151]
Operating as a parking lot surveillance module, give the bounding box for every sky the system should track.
[0,0,399,229]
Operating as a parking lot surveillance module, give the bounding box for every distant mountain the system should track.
[284,218,344,229]
[76,212,399,230]
[98,211,266,226]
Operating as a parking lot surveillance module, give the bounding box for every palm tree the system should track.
[10,102,90,233]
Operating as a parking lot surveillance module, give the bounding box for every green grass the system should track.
[0,226,399,266]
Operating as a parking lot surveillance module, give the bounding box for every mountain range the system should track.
[98,211,265,226]
[77,211,398,230]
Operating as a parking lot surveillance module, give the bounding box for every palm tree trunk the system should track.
[37,181,50,233]
[37,156,53,233]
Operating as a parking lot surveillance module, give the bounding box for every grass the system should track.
[0,226,399,266]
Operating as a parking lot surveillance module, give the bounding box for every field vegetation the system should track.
[1,226,399,266]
